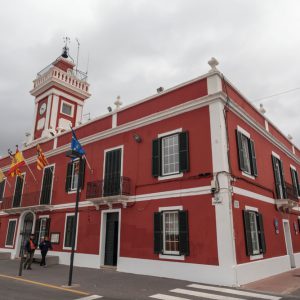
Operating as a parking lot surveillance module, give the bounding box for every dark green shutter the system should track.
[34,218,41,244]
[243,210,253,256]
[40,166,53,205]
[45,218,51,237]
[179,132,189,173]
[13,176,24,207]
[291,168,300,197]
[64,216,74,247]
[257,213,266,254]
[179,210,189,256]
[272,156,282,198]
[236,130,246,172]
[5,220,16,246]
[249,140,258,176]
[79,158,86,190]
[0,180,5,199]
[65,162,73,192]
[152,139,160,177]
[279,160,287,198]
[154,212,163,254]
[295,170,300,197]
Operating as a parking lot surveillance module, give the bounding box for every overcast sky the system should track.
[0,0,299,157]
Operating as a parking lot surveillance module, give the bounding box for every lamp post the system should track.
[65,149,82,286]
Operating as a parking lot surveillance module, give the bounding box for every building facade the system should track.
[0,53,299,286]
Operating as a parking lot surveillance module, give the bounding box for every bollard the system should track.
[18,255,24,276]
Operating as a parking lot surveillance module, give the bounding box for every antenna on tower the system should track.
[75,38,80,76]
[86,53,90,76]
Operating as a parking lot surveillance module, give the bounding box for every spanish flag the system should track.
[0,168,5,183]
[7,148,25,177]
[36,144,48,170]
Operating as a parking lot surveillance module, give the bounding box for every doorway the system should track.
[104,212,119,266]
[283,220,296,268]
[19,212,34,256]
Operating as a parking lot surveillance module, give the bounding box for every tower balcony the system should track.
[30,62,90,99]
[86,176,133,209]
[0,190,54,214]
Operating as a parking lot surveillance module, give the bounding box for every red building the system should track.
[0,52,299,286]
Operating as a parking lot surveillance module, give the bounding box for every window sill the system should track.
[158,173,183,181]
[5,245,14,248]
[242,171,255,180]
[250,254,263,261]
[62,246,77,251]
[67,189,81,194]
[159,254,185,261]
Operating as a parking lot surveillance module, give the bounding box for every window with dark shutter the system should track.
[291,168,300,198]
[40,166,54,205]
[243,210,253,256]
[79,159,86,190]
[249,140,257,177]
[257,213,266,254]
[236,130,246,172]
[152,131,189,178]
[5,220,17,246]
[65,162,73,192]
[13,175,25,207]
[0,179,5,200]
[34,218,41,244]
[272,155,286,199]
[179,210,189,256]
[64,215,75,248]
[154,212,163,254]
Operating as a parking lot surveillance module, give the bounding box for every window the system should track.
[236,130,257,176]
[5,219,17,247]
[272,155,286,199]
[35,217,50,245]
[152,131,189,178]
[154,210,189,256]
[40,166,54,205]
[13,174,25,207]
[243,210,266,256]
[0,179,5,200]
[61,101,74,116]
[65,159,86,192]
[291,167,300,198]
[64,214,77,249]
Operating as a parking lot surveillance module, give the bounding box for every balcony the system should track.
[275,182,299,211]
[86,176,132,208]
[0,191,54,214]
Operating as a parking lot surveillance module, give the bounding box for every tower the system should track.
[29,46,90,142]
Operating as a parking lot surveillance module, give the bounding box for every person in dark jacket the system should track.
[23,234,37,270]
[39,236,53,267]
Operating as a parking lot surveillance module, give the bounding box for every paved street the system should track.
[0,259,299,300]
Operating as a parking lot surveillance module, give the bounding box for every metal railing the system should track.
[285,182,299,202]
[86,176,131,199]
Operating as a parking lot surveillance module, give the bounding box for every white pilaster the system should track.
[207,73,222,95]
[209,100,237,285]
[76,105,83,125]
[50,94,59,130]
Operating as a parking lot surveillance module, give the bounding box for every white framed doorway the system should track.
[282,219,296,268]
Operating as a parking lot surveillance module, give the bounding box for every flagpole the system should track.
[24,159,37,182]
[83,155,92,172]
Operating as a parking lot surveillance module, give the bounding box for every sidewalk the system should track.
[242,268,300,297]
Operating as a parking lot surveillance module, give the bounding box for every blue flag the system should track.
[71,128,86,155]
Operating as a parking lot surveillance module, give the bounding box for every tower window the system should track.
[61,101,74,117]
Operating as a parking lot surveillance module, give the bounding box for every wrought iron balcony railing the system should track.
[285,182,299,202]
[86,176,131,199]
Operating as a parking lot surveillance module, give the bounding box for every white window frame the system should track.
[103,145,124,180]
[63,212,79,250]
[37,215,49,246]
[237,126,255,179]
[13,173,26,207]
[272,154,285,199]
[157,128,183,181]
[158,205,185,260]
[69,159,80,192]
[5,218,17,248]
[39,164,55,205]
[60,100,74,117]
[290,165,300,199]
[245,205,263,260]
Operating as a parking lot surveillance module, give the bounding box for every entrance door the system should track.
[104,212,119,266]
[283,220,296,268]
[19,212,34,256]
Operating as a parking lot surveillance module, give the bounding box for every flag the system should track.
[71,128,85,155]
[36,144,49,170]
[0,168,5,183]
[7,147,25,177]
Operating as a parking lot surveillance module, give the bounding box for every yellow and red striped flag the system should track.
[36,144,49,170]
[7,147,25,177]
[0,168,5,183]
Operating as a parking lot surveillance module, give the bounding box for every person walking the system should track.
[23,234,37,270]
[39,236,53,267]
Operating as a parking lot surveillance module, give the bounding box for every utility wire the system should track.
[252,87,300,103]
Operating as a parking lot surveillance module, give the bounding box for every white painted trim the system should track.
[207,73,222,95]
[157,128,182,138]
[76,105,83,126]
[158,254,185,261]
[290,164,297,171]
[265,120,269,132]
[60,100,75,117]
[38,215,49,219]
[39,164,55,205]
[44,95,52,130]
[233,187,275,204]
[282,219,296,268]
[50,94,59,131]
[159,205,183,212]
[112,113,117,128]
[241,172,255,180]
[245,205,258,212]
[237,126,250,138]
[63,212,80,250]
[250,254,263,261]
[5,218,18,248]
[158,173,183,181]
[99,208,121,267]
[271,151,280,159]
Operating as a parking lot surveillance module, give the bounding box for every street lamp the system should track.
[65,149,82,286]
